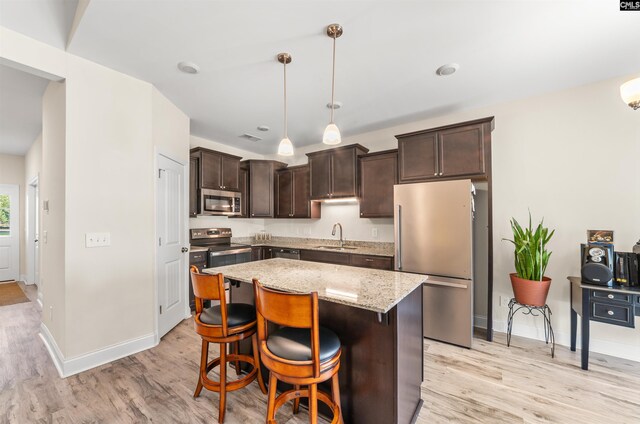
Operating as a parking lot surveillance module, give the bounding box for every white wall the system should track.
[41,80,66,353]
[64,54,156,358]
[0,153,25,277]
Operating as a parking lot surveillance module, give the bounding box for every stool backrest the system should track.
[190,265,229,336]
[252,278,320,377]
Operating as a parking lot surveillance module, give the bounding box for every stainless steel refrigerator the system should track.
[394,179,474,348]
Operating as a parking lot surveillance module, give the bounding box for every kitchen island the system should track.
[204,258,426,424]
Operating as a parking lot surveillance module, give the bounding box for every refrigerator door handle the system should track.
[395,204,402,270]
[423,280,467,290]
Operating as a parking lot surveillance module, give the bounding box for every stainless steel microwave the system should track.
[199,189,242,216]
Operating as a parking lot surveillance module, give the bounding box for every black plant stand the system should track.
[506,298,555,358]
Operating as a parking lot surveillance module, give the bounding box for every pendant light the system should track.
[277,53,294,156]
[620,76,640,110]
[323,24,343,145]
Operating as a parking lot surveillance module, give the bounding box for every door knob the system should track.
[181,247,189,253]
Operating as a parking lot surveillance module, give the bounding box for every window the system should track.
[0,194,10,236]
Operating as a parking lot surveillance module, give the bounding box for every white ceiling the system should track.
[0,64,49,155]
[1,1,639,156]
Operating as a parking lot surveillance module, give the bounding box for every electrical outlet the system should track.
[371,228,378,239]
[499,295,511,307]
[49,305,53,321]
[86,232,111,248]
[43,230,47,244]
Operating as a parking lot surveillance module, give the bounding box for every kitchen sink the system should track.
[314,245,358,251]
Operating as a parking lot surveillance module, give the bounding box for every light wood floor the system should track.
[1,283,639,423]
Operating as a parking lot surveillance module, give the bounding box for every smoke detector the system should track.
[436,63,459,76]
[177,61,200,74]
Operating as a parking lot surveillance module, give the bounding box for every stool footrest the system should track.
[271,387,341,424]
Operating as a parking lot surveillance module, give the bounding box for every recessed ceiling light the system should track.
[177,61,200,74]
[326,101,342,110]
[257,125,270,132]
[436,63,459,76]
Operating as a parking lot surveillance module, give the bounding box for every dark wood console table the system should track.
[568,276,640,370]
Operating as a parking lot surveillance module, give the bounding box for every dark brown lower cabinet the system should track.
[188,251,207,310]
[300,249,352,265]
[350,254,393,270]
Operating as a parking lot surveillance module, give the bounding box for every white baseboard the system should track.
[39,323,157,378]
[493,318,640,363]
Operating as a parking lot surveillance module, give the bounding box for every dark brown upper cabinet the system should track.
[233,164,249,218]
[397,117,494,183]
[359,150,398,218]
[243,160,287,218]
[276,165,321,219]
[306,144,369,200]
[189,156,199,217]
[190,147,242,191]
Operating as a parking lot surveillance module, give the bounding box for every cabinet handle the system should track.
[607,294,614,299]
[252,214,255,216]
[433,172,437,176]
[607,310,614,316]
[365,258,374,262]
[439,172,443,176]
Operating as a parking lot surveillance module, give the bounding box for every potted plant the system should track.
[503,213,555,307]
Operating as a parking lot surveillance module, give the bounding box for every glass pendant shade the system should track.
[278,137,294,156]
[620,77,640,110]
[323,123,342,145]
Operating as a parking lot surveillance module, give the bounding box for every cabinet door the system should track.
[359,152,397,218]
[398,132,438,183]
[251,247,262,261]
[201,151,222,189]
[249,161,274,217]
[221,155,240,191]
[262,247,273,259]
[292,167,313,218]
[438,124,485,178]
[309,152,331,199]
[189,156,199,216]
[276,170,293,218]
[331,148,358,197]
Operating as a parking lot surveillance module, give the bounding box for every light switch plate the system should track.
[371,228,378,238]
[86,232,111,248]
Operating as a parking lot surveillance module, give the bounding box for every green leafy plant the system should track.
[503,213,554,281]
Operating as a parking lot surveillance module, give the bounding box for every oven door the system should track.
[208,248,252,268]
[200,189,241,216]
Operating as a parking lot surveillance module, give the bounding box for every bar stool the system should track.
[190,266,267,423]
[252,278,343,424]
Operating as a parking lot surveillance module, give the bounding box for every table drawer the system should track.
[590,301,635,328]
[591,290,632,303]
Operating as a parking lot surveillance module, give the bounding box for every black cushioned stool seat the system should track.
[267,326,341,362]
[200,303,256,327]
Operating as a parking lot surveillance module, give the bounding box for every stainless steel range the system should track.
[189,228,252,310]
[190,228,252,268]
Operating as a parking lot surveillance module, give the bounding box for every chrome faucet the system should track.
[332,223,344,247]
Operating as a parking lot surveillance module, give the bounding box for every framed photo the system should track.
[587,230,614,243]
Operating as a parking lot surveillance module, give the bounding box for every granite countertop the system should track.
[204,258,426,313]
[233,236,394,257]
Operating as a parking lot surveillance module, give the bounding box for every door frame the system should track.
[153,148,190,345]
[0,184,20,282]
[26,175,40,286]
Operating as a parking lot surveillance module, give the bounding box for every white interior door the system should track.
[0,184,20,282]
[156,154,188,338]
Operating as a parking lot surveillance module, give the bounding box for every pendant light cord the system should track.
[283,59,288,139]
[330,35,336,124]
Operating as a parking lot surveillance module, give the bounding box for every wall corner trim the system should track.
[39,324,157,378]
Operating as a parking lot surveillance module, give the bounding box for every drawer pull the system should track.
[607,310,614,316]
[607,294,614,299]
[365,258,374,262]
